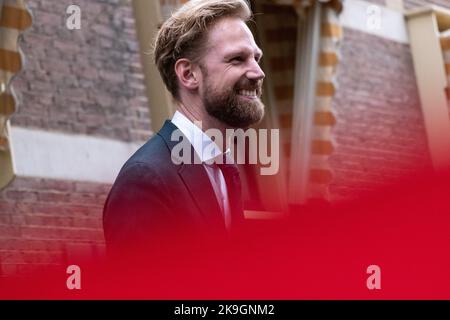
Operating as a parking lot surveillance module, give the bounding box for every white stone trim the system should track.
[288,1,322,205]
[341,0,409,44]
[0,27,20,51]
[405,9,450,169]
[9,126,142,184]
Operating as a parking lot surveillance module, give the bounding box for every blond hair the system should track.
[153,0,252,99]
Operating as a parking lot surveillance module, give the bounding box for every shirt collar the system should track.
[171,111,230,163]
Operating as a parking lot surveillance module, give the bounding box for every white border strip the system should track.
[341,0,409,44]
[9,126,142,184]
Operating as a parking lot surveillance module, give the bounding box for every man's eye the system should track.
[230,57,244,63]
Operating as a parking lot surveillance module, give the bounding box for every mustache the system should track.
[234,79,263,93]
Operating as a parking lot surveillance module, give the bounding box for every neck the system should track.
[176,101,231,152]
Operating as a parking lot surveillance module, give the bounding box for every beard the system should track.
[202,76,265,129]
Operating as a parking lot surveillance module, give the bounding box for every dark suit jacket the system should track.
[103,120,244,257]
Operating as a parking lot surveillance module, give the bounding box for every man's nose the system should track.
[246,60,265,81]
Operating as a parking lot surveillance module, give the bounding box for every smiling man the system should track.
[103,0,265,256]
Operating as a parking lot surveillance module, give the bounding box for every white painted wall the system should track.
[9,126,142,184]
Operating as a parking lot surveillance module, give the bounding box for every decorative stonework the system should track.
[309,4,342,201]
[0,0,32,151]
[440,32,450,117]
[269,0,343,202]
[0,0,32,189]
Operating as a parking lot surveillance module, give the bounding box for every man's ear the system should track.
[174,58,199,91]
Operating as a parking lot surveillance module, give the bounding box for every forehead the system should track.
[205,17,261,56]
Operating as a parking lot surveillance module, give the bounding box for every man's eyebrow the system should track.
[224,49,248,57]
[224,48,264,59]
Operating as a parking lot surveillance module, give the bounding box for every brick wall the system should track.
[327,0,450,201]
[11,0,151,143]
[252,0,434,202]
[0,177,107,276]
[0,0,150,275]
[329,28,432,200]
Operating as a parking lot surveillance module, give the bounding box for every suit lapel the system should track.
[158,120,225,228]
[178,163,225,228]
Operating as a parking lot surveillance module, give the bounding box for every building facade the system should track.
[0,0,449,275]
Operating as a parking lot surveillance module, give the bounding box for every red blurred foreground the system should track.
[1,168,450,299]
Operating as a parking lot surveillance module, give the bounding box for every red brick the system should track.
[5,190,38,202]
[329,28,432,201]
[69,193,103,206]
[21,225,103,241]
[74,182,111,194]
[37,192,70,203]
[11,0,151,144]
[0,225,21,238]
[0,202,16,214]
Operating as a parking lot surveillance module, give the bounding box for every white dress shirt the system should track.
[171,111,232,230]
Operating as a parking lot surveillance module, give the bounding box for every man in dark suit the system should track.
[103,0,265,258]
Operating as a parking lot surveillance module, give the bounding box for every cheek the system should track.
[213,65,242,85]
[219,73,243,91]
